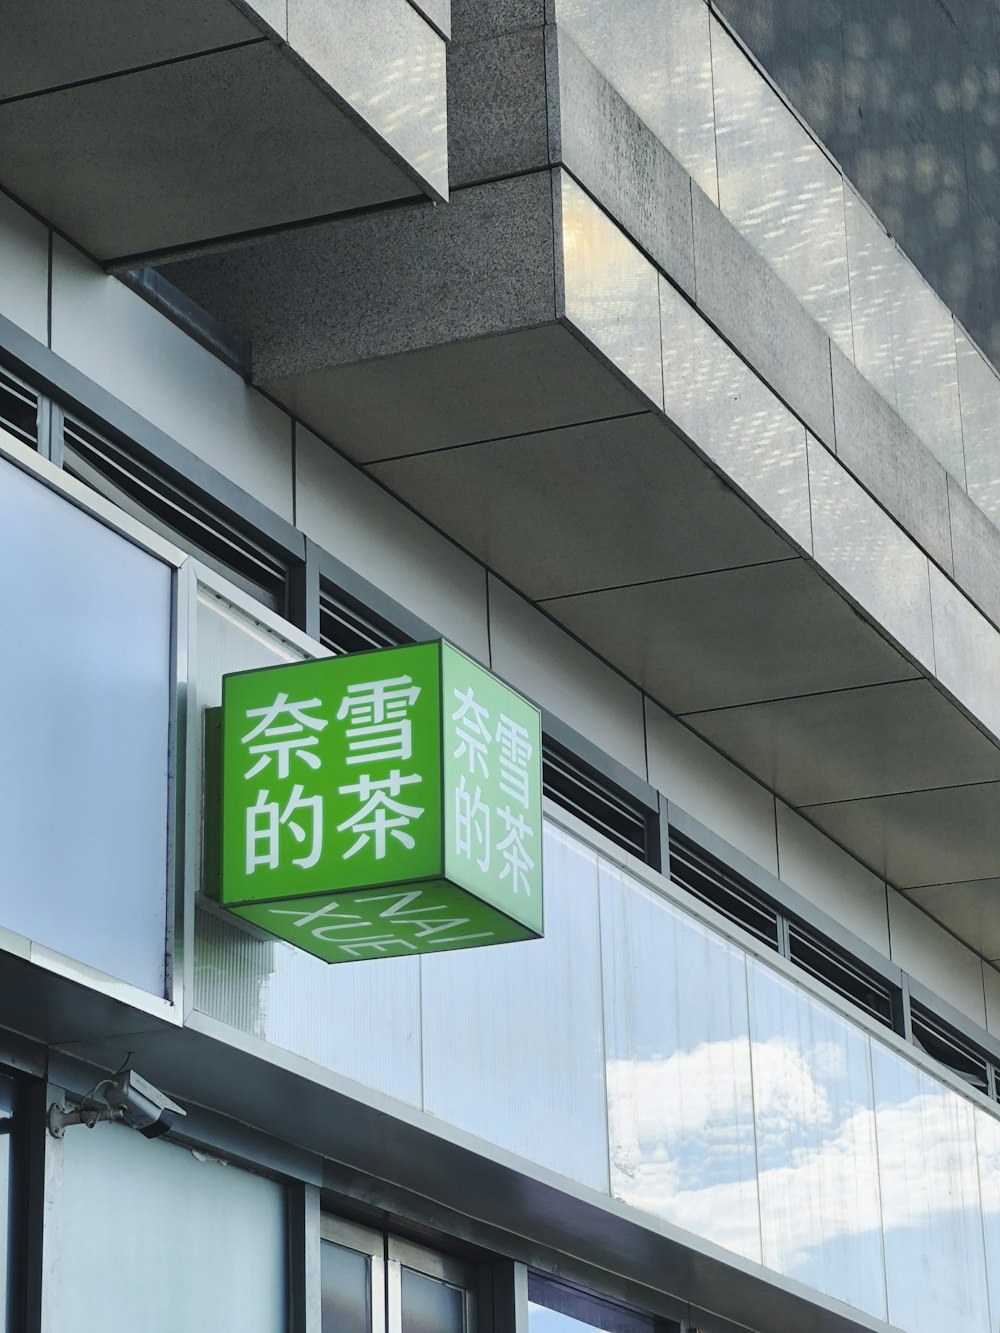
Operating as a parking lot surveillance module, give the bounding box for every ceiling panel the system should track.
[543,559,920,713]
[268,326,645,465]
[370,413,796,599]
[0,0,258,99]
[0,43,420,260]
[904,879,1000,962]
[802,782,1000,889]
[684,678,1000,806]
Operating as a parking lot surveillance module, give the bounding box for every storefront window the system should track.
[321,1217,475,1333]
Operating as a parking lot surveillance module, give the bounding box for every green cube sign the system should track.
[209,641,543,963]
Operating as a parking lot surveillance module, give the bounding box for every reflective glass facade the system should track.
[196,802,1000,1329]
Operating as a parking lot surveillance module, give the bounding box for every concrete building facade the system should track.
[1,2,1000,1331]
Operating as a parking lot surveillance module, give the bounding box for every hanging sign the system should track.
[209,641,543,962]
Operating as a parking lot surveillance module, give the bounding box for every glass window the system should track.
[400,1269,465,1333]
[600,862,762,1263]
[0,367,38,449]
[747,959,886,1319]
[321,1219,476,1333]
[872,1043,991,1333]
[322,1241,372,1333]
[52,1123,286,1331]
[321,1218,384,1333]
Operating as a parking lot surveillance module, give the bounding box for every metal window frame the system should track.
[527,1271,679,1333]
[541,730,659,867]
[0,362,41,452]
[319,1215,479,1333]
[665,802,904,995]
[61,411,294,617]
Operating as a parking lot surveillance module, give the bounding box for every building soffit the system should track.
[157,109,1000,968]
[0,0,980,952]
[0,0,448,264]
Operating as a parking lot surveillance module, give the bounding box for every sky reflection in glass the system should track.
[747,960,885,1319]
[871,1042,990,1333]
[600,863,762,1261]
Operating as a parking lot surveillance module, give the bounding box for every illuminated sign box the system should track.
[209,641,543,963]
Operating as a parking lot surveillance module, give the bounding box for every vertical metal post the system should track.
[288,1181,322,1333]
[289,538,321,640]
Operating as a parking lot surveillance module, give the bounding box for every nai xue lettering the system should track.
[211,641,544,963]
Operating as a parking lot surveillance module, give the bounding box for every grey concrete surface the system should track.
[166,172,557,377]
[0,0,258,99]
[448,28,549,186]
[553,29,697,299]
[287,0,448,202]
[409,0,450,39]
[0,42,424,260]
[947,475,1000,632]
[830,344,954,573]
[451,0,543,41]
[692,183,834,442]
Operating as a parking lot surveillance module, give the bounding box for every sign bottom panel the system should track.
[231,878,539,964]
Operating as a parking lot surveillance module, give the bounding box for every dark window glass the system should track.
[668,829,780,948]
[401,1269,464,1333]
[319,583,404,656]
[321,1241,371,1333]
[910,1002,993,1095]
[542,738,655,864]
[62,417,288,610]
[0,368,38,449]
[788,922,894,1028]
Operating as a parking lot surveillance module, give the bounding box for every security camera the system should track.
[48,1069,187,1139]
[103,1070,186,1139]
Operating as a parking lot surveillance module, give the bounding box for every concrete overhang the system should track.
[160,161,1000,963]
[0,0,448,265]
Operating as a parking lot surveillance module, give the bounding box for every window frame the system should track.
[320,1215,478,1333]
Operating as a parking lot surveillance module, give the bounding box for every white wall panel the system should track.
[888,891,987,1028]
[296,427,490,661]
[50,237,294,518]
[0,457,171,992]
[0,189,49,344]
[488,577,647,777]
[775,802,890,955]
[985,964,1000,1039]
[647,702,778,875]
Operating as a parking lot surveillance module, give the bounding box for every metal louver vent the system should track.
[319,584,404,656]
[910,1002,996,1098]
[543,739,656,864]
[788,921,894,1028]
[668,829,780,948]
[62,416,289,611]
[0,367,38,448]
